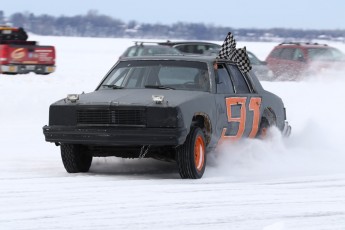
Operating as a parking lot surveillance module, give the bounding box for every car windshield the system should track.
[247,52,261,65]
[100,60,210,92]
[308,47,345,61]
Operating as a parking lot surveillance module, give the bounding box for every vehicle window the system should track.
[269,48,282,58]
[174,43,221,55]
[227,64,250,94]
[158,67,209,91]
[174,45,188,53]
[329,48,345,61]
[196,45,206,54]
[124,68,146,87]
[100,60,209,92]
[102,68,129,86]
[175,45,198,54]
[142,46,180,56]
[159,67,198,84]
[136,47,145,56]
[293,48,305,61]
[208,44,221,50]
[126,47,138,57]
[308,48,345,61]
[215,64,234,94]
[280,48,295,60]
[247,52,260,65]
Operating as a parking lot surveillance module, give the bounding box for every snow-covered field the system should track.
[1,35,345,230]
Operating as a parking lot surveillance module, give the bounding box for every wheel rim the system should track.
[194,135,205,172]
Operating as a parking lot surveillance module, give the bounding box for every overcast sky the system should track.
[2,0,344,30]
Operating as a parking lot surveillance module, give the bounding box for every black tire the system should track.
[60,144,92,173]
[176,127,206,179]
[257,117,269,138]
[257,109,276,138]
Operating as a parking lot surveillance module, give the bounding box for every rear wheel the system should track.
[257,109,276,138]
[176,127,206,179]
[257,117,269,138]
[60,144,92,173]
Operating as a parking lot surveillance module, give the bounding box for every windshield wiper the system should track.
[144,85,175,90]
[102,84,124,89]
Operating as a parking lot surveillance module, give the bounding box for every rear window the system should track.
[307,48,345,61]
[141,46,180,56]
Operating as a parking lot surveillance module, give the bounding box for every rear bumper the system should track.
[282,121,292,137]
[0,64,55,74]
[43,125,188,146]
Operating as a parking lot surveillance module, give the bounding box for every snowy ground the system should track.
[1,35,345,230]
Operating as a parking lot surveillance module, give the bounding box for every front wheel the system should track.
[176,127,206,179]
[60,144,92,173]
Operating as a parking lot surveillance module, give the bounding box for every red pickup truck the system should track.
[0,26,56,75]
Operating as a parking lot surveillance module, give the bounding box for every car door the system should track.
[278,47,300,75]
[214,63,262,145]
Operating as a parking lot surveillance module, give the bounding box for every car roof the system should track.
[128,44,178,49]
[126,44,180,52]
[275,42,330,48]
[158,41,221,46]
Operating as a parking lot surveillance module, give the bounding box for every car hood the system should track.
[62,89,209,107]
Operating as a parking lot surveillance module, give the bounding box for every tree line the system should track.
[1,10,344,42]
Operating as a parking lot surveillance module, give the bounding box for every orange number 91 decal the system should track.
[220,97,261,142]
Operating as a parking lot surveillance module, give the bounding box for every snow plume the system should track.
[206,124,345,181]
[206,127,290,180]
[206,74,345,181]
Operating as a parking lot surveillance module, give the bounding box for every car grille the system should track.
[77,109,146,126]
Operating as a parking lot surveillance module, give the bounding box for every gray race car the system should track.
[43,33,291,179]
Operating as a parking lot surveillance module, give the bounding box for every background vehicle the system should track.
[160,41,275,81]
[247,51,274,81]
[119,42,181,59]
[0,26,56,75]
[158,41,221,55]
[43,54,291,179]
[265,42,345,79]
[168,41,274,81]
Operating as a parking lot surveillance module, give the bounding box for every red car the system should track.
[265,42,345,80]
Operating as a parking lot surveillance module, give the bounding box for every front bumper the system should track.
[43,125,188,146]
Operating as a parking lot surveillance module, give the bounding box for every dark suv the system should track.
[119,42,181,59]
[265,42,345,79]
[158,41,221,55]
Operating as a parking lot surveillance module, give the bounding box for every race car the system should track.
[43,32,291,179]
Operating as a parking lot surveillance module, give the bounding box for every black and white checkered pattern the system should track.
[217,32,252,73]
[217,32,236,59]
[234,47,252,73]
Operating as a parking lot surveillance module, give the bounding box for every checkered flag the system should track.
[217,32,236,59]
[217,32,252,73]
[234,47,252,73]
